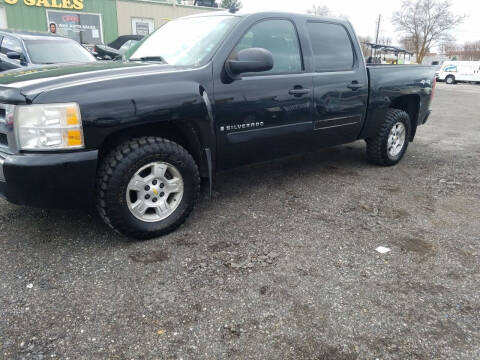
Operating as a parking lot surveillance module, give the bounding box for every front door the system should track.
[214,18,313,169]
[306,21,368,147]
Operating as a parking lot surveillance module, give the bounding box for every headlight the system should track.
[14,103,84,151]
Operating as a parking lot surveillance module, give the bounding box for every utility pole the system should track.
[374,14,381,58]
[375,14,381,43]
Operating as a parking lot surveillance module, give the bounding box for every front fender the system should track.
[33,78,215,152]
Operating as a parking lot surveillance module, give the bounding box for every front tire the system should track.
[366,109,411,166]
[445,75,455,84]
[96,137,200,239]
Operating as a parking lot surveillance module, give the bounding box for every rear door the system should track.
[474,62,480,82]
[307,21,368,147]
[214,18,313,168]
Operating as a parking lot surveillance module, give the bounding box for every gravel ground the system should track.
[1,82,479,359]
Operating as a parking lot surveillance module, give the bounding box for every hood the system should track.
[0,61,191,101]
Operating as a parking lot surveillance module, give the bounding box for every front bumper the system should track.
[0,150,98,208]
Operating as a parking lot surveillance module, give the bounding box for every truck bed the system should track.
[359,64,436,139]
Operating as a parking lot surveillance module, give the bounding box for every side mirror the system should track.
[225,47,274,79]
[6,51,21,60]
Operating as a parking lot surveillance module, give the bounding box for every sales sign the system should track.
[5,0,84,10]
[47,10,103,44]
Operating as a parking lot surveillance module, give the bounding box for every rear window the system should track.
[25,39,95,65]
[307,22,354,72]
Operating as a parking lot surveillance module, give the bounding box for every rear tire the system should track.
[96,137,200,239]
[366,109,411,166]
[445,75,456,84]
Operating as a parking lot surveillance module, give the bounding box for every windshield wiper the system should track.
[129,56,168,64]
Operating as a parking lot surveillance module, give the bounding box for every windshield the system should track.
[25,39,96,64]
[129,15,239,66]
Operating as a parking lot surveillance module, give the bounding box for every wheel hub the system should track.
[387,122,406,159]
[126,162,184,223]
[140,180,164,202]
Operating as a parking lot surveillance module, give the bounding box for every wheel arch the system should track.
[97,84,216,180]
[98,120,211,178]
[389,94,420,141]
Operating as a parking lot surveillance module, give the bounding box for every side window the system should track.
[233,19,302,75]
[307,22,354,72]
[1,36,23,57]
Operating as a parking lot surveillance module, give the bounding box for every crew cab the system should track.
[0,11,435,239]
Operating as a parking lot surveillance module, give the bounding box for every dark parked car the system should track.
[194,0,218,7]
[94,35,144,60]
[0,12,435,239]
[108,35,144,50]
[0,30,96,71]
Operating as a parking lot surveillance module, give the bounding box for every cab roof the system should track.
[180,10,350,26]
[0,29,65,41]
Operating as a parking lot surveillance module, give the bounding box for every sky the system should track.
[239,0,480,47]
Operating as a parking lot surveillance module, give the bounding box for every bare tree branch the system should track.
[358,35,373,57]
[392,0,465,63]
[306,4,331,16]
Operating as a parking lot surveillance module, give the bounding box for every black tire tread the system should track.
[366,109,411,166]
[96,137,200,239]
[445,75,456,84]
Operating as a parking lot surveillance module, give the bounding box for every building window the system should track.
[0,7,7,29]
[46,10,103,45]
[131,18,155,36]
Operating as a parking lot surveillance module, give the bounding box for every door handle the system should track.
[289,88,310,97]
[347,82,364,90]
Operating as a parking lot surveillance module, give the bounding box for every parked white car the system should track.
[437,61,480,84]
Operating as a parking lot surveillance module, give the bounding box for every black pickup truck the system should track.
[0,11,435,239]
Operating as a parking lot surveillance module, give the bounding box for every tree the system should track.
[220,0,242,10]
[358,36,373,57]
[400,36,417,53]
[462,41,480,61]
[439,39,459,55]
[378,37,392,46]
[392,0,464,64]
[306,4,331,16]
